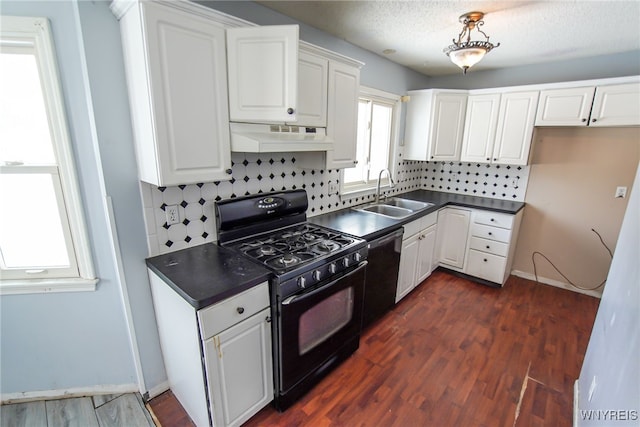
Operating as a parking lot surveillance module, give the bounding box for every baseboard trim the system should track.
[511,270,602,298]
[146,380,170,401]
[1,383,138,404]
[574,380,580,427]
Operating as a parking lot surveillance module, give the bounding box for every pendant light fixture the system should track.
[443,11,500,74]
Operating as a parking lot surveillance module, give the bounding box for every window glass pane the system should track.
[0,52,56,165]
[298,287,353,355]
[344,100,370,184]
[369,103,392,175]
[0,173,70,268]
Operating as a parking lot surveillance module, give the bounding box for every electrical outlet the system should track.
[165,204,180,225]
[328,181,339,195]
[615,186,627,198]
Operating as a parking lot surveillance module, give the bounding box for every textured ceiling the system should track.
[256,1,640,76]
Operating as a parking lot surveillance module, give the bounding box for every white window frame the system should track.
[0,16,97,294]
[340,86,401,198]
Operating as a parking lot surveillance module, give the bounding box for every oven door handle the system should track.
[282,261,367,306]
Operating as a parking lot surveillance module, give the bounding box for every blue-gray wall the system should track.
[0,1,144,395]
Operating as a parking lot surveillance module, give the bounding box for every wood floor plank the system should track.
[92,393,121,408]
[0,401,46,427]
[46,397,99,427]
[95,393,154,427]
[150,271,599,426]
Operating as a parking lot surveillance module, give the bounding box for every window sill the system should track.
[0,277,99,296]
[341,182,393,201]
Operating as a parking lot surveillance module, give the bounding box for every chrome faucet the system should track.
[375,168,395,203]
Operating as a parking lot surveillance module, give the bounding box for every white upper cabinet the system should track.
[461,91,538,165]
[535,82,640,127]
[460,94,501,163]
[404,90,467,162]
[492,91,539,165]
[326,60,361,169]
[295,50,328,127]
[590,83,640,127]
[114,0,232,186]
[535,86,596,126]
[227,25,299,123]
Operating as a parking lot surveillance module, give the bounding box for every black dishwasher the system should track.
[362,228,403,329]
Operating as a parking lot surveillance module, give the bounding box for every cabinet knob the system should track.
[486,245,490,249]
[592,118,597,123]
[581,118,587,122]
[236,307,245,314]
[483,258,488,263]
[488,232,493,236]
[490,218,495,222]
[266,315,271,323]
[354,160,358,165]
[225,168,232,175]
[493,158,497,161]
[486,157,490,161]
[287,107,294,115]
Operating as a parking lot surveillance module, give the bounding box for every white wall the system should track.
[576,162,640,425]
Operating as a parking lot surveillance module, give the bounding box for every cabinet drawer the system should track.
[421,211,437,229]
[466,250,507,284]
[473,211,514,229]
[469,236,509,257]
[403,218,423,239]
[470,223,511,243]
[198,282,270,340]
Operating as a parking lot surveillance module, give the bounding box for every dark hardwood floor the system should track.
[148,270,599,426]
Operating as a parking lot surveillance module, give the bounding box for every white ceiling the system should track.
[256,1,640,77]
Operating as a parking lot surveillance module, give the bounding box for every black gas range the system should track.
[215,190,368,410]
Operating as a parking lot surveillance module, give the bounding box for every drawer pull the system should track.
[483,258,488,262]
[236,307,245,314]
[486,245,490,249]
[490,218,495,222]
[488,232,493,236]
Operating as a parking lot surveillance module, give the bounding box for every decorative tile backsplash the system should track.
[139,152,528,256]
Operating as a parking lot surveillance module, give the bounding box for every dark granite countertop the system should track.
[148,190,524,309]
[310,190,525,241]
[146,243,271,309]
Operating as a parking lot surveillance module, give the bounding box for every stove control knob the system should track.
[312,270,321,281]
[329,263,337,274]
[353,252,362,262]
[298,276,306,289]
[342,257,350,268]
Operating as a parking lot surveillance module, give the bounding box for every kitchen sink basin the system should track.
[353,197,434,219]
[357,204,413,218]
[383,197,434,211]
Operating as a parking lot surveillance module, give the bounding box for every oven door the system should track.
[278,262,366,395]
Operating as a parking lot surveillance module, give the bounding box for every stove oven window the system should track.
[298,288,354,355]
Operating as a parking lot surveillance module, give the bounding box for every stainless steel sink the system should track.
[383,197,434,211]
[357,204,413,219]
[353,197,434,219]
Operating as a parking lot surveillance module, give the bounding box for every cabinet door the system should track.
[204,308,273,427]
[403,92,433,161]
[396,234,420,303]
[436,208,471,269]
[492,91,539,165]
[535,87,595,126]
[415,225,437,284]
[295,51,328,127]
[460,94,501,163]
[141,2,232,186]
[590,82,640,127]
[227,25,298,123]
[326,61,360,169]
[429,93,467,161]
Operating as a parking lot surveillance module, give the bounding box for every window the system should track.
[0,16,96,293]
[342,87,400,195]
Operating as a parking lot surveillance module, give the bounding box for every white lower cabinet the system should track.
[148,272,273,427]
[203,307,273,427]
[396,212,437,302]
[436,207,471,269]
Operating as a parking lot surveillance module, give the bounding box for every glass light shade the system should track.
[449,47,487,70]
